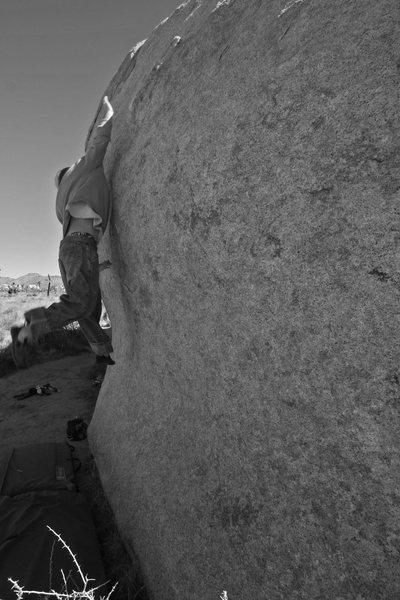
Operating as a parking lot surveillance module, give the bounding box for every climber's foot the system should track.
[17,325,34,344]
[11,326,33,368]
[95,354,115,366]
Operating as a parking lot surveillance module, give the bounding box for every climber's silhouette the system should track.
[11,96,115,368]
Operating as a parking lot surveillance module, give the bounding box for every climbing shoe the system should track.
[95,354,115,366]
[10,326,32,368]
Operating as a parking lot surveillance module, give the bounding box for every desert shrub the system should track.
[8,527,118,600]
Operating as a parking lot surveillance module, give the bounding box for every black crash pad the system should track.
[0,442,78,496]
[0,491,106,600]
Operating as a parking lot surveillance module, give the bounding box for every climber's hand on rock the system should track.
[97,95,114,129]
[103,96,114,117]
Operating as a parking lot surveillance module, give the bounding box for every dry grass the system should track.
[0,292,53,348]
[0,292,111,377]
[0,292,110,349]
[9,526,118,600]
[0,323,90,378]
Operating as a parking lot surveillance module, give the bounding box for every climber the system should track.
[11,96,115,368]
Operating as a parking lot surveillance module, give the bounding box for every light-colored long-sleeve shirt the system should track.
[55,115,113,241]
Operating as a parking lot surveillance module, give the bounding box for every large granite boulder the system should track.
[89,0,400,598]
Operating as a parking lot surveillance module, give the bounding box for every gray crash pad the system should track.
[0,442,78,496]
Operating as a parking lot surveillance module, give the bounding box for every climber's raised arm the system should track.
[85,96,114,168]
[98,96,114,127]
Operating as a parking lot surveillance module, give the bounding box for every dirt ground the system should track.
[0,351,148,600]
[0,351,101,450]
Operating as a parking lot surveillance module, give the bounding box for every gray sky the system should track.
[0,0,181,278]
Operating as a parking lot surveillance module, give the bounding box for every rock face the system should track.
[89,0,400,598]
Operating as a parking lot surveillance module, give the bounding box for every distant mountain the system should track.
[0,273,63,287]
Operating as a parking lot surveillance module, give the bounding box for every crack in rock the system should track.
[368,267,393,283]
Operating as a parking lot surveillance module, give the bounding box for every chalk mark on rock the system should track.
[212,0,234,12]
[184,0,202,21]
[278,0,308,18]
[156,36,182,70]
